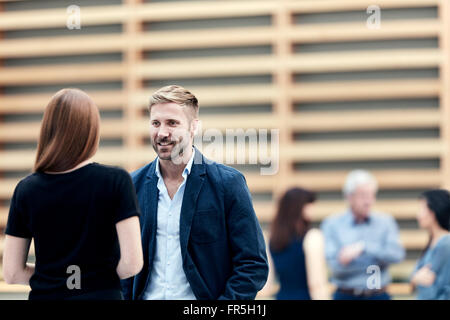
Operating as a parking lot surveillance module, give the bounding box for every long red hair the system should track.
[34,88,100,173]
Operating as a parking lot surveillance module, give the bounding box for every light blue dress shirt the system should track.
[143,149,196,300]
[321,210,405,291]
[413,234,450,300]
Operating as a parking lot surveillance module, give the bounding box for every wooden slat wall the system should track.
[0,0,448,299]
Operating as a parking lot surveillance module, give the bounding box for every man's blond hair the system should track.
[149,85,199,119]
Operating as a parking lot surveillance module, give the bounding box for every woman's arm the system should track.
[2,235,34,285]
[411,264,436,287]
[115,216,143,280]
[303,228,331,300]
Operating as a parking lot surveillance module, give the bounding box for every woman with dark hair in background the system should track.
[2,88,143,300]
[269,187,330,300]
[411,189,450,300]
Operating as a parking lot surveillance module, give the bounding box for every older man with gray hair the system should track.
[321,169,405,300]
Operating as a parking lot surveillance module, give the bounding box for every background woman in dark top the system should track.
[2,88,143,300]
[411,189,450,299]
[269,187,330,300]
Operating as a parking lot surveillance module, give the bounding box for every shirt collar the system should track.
[155,147,195,180]
[346,209,371,225]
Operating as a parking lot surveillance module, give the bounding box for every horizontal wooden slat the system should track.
[0,18,440,59]
[0,79,440,114]
[388,283,414,296]
[0,0,439,31]
[288,19,440,43]
[288,0,439,13]
[0,108,441,143]
[0,119,126,142]
[247,169,441,193]
[400,229,430,249]
[0,63,125,85]
[286,139,442,161]
[289,109,441,132]
[0,282,30,293]
[0,34,127,58]
[0,280,415,297]
[255,199,425,223]
[0,49,439,86]
[390,260,416,279]
[0,5,128,31]
[0,147,157,171]
[0,209,7,226]
[257,281,413,299]
[134,49,441,80]
[138,85,278,107]
[0,169,440,199]
[288,49,442,73]
[0,1,278,31]
[290,79,440,102]
[0,139,442,169]
[0,90,126,113]
[0,27,276,58]
[0,85,275,114]
[0,198,426,228]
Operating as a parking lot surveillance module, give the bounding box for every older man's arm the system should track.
[363,216,405,265]
[320,219,364,278]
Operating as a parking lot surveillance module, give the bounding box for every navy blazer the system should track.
[121,149,268,300]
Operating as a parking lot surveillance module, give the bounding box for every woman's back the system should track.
[270,237,311,300]
[6,162,140,299]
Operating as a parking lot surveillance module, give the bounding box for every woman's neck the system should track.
[44,159,93,174]
[430,226,449,247]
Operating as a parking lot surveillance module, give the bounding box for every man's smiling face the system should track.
[149,102,195,161]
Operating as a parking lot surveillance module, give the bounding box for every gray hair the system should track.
[343,169,378,196]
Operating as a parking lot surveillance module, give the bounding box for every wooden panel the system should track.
[0,63,125,85]
[0,0,438,31]
[116,109,442,134]
[0,34,127,58]
[254,199,425,223]
[0,282,29,293]
[286,139,442,162]
[136,49,441,79]
[287,0,439,12]
[289,109,441,132]
[0,120,126,142]
[0,0,447,300]
[0,148,157,171]
[0,90,126,113]
[289,20,440,43]
[248,169,441,192]
[290,80,440,102]
[440,0,450,188]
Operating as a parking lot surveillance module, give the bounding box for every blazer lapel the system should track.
[142,160,159,262]
[179,150,206,261]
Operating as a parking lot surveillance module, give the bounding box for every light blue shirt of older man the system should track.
[321,210,405,291]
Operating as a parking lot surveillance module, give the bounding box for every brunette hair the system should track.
[34,88,100,173]
[270,187,316,252]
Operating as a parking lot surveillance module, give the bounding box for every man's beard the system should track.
[151,136,188,162]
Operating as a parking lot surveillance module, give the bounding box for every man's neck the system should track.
[159,147,193,180]
[350,209,370,224]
